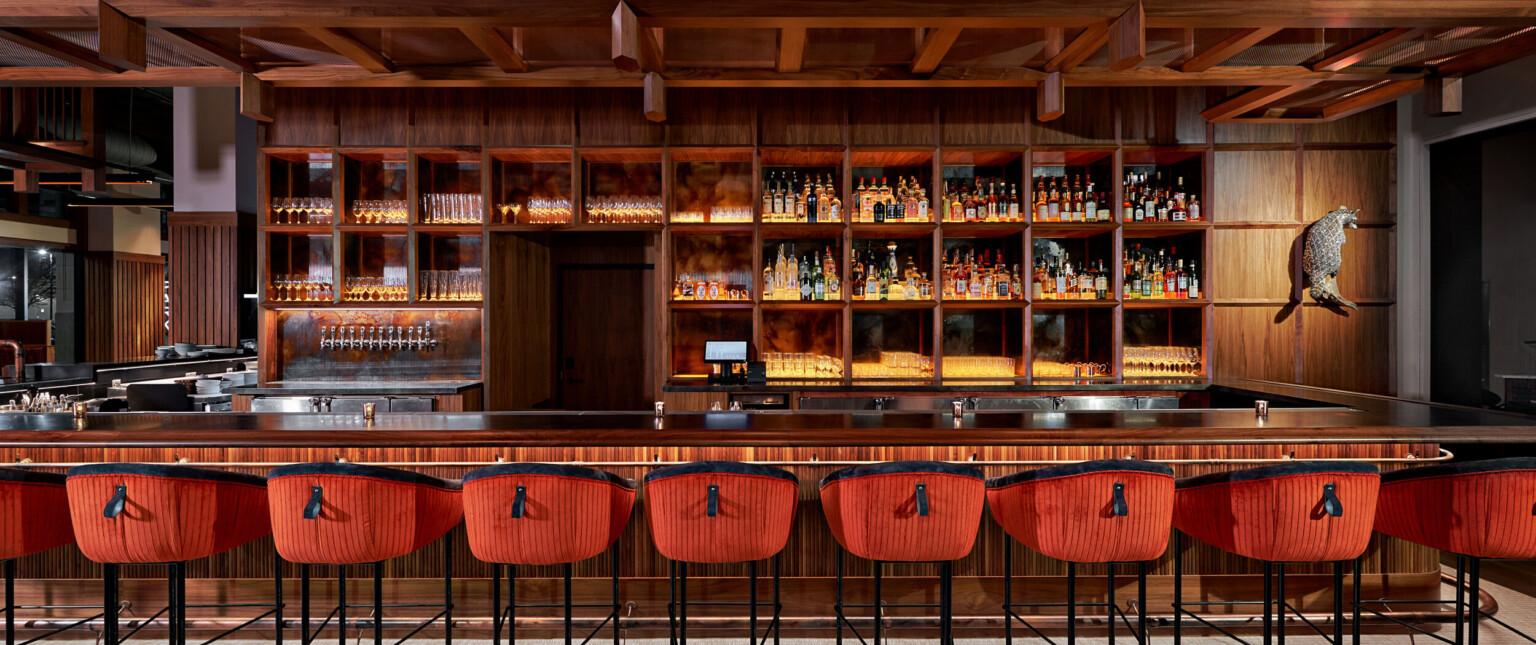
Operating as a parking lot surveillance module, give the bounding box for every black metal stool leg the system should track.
[773,554,782,645]
[338,566,347,645]
[1277,563,1286,645]
[613,546,621,645]
[1468,557,1481,645]
[492,563,501,645]
[1333,561,1344,645]
[168,562,179,645]
[835,550,843,645]
[104,563,119,645]
[941,560,953,645]
[1108,564,1116,645]
[1174,532,1183,645]
[1004,543,1012,645]
[749,561,758,645]
[1138,561,1148,645]
[668,560,677,645]
[177,561,188,645]
[300,563,310,645]
[679,561,689,645]
[1262,562,1273,645]
[1067,562,1077,645]
[6,558,15,645]
[444,532,453,645]
[872,560,882,645]
[510,564,518,645]
[373,562,384,645]
[1456,555,1467,645]
[1352,557,1363,645]
[563,563,573,645]
[275,550,284,645]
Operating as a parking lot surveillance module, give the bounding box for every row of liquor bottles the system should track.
[1123,244,1202,299]
[763,245,842,301]
[761,174,844,223]
[1032,253,1111,300]
[1122,173,1201,222]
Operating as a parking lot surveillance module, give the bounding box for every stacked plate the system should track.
[194,379,222,395]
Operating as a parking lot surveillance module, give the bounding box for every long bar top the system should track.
[0,380,1530,448]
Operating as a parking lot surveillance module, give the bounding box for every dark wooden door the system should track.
[557,265,649,410]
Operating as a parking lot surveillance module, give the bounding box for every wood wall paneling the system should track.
[486,233,553,410]
[486,88,574,147]
[1213,122,1296,144]
[940,88,1027,146]
[1333,226,1396,303]
[1303,149,1394,224]
[337,87,408,147]
[168,214,240,347]
[848,88,937,146]
[84,252,165,361]
[1031,87,1116,146]
[1118,87,1207,145]
[665,88,754,146]
[1212,228,1296,301]
[411,88,485,147]
[1213,151,1297,223]
[1302,304,1394,395]
[578,88,665,147]
[1214,306,1296,383]
[1302,104,1396,144]
[265,88,335,147]
[758,88,845,146]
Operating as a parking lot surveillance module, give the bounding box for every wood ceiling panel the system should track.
[804,28,914,67]
[663,28,774,68]
[941,28,1047,68]
[239,28,353,65]
[518,27,609,66]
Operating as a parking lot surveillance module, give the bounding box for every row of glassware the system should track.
[419,269,484,302]
[1122,346,1204,377]
[272,197,334,224]
[421,193,486,224]
[671,205,754,223]
[342,266,411,301]
[269,270,334,302]
[498,198,574,224]
[350,200,409,224]
[585,195,664,224]
[764,352,842,379]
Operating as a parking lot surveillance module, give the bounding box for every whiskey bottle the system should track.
[914,178,929,222]
[872,182,886,223]
[1187,261,1201,299]
[1188,195,1201,221]
[762,264,774,300]
[812,251,826,300]
[1095,260,1108,300]
[1047,177,1062,222]
[761,173,775,222]
[824,246,840,299]
[1007,183,1021,221]
[851,248,865,300]
[1034,178,1049,222]
[771,173,785,219]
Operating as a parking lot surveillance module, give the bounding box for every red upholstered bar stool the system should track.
[65,464,276,645]
[266,463,463,645]
[821,461,986,645]
[0,468,76,645]
[462,463,635,645]
[1364,457,1536,645]
[644,461,798,645]
[987,459,1175,645]
[1172,461,1380,645]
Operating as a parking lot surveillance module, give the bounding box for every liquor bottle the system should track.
[828,179,843,222]
[996,261,1010,299]
[1070,176,1084,222]
[811,177,823,225]
[812,251,826,300]
[762,263,774,300]
[954,253,969,299]
[1188,195,1201,221]
[1078,262,1093,299]
[799,254,812,300]
[872,181,886,223]
[1032,259,1045,300]
[1187,261,1201,299]
[906,178,922,222]
[865,247,880,300]
[914,178,929,222]
[824,246,840,299]
[963,185,978,222]
[770,173,784,219]
[1006,183,1020,221]
[1033,178,1047,222]
[892,178,907,222]
[761,173,775,222]
[1123,181,1135,222]
[1054,257,1068,297]
[1164,249,1177,298]
[1047,177,1062,222]
[850,248,865,300]
[969,253,985,300]
[1175,259,1188,299]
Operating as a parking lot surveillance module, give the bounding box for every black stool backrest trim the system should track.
[464,462,636,489]
[819,460,984,489]
[68,463,268,487]
[1380,456,1536,483]
[267,462,462,490]
[1175,460,1379,490]
[645,460,798,484]
[0,466,65,485]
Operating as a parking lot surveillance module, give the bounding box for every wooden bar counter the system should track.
[0,379,1530,639]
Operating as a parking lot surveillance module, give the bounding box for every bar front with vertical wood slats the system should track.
[84,251,165,361]
[168,212,242,347]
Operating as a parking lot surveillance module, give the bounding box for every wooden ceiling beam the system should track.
[1200,83,1316,122]
[239,72,273,122]
[0,28,123,74]
[301,26,396,73]
[459,27,527,73]
[1107,2,1145,71]
[149,26,254,73]
[1321,78,1425,120]
[1045,23,1108,73]
[1309,27,1425,71]
[1424,74,1462,116]
[776,27,806,73]
[68,0,1536,30]
[612,1,664,73]
[1180,27,1282,72]
[911,27,962,74]
[643,70,665,121]
[1036,70,1064,121]
[98,1,146,72]
[0,63,1419,88]
[1434,26,1536,76]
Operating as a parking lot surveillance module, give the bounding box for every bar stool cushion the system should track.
[1375,457,1536,559]
[463,463,636,565]
[987,459,1174,563]
[1174,461,1380,562]
[820,461,985,562]
[66,464,271,564]
[644,461,797,564]
[267,463,463,565]
[0,468,74,560]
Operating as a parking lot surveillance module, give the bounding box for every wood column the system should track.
[167,212,241,347]
[83,251,165,361]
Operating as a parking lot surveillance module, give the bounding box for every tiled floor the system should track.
[30,559,1536,644]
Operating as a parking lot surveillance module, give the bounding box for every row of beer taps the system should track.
[320,322,438,351]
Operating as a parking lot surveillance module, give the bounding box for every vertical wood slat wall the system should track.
[263,86,1396,397]
[168,212,241,347]
[84,252,165,361]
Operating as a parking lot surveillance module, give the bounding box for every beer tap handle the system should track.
[423,321,436,349]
